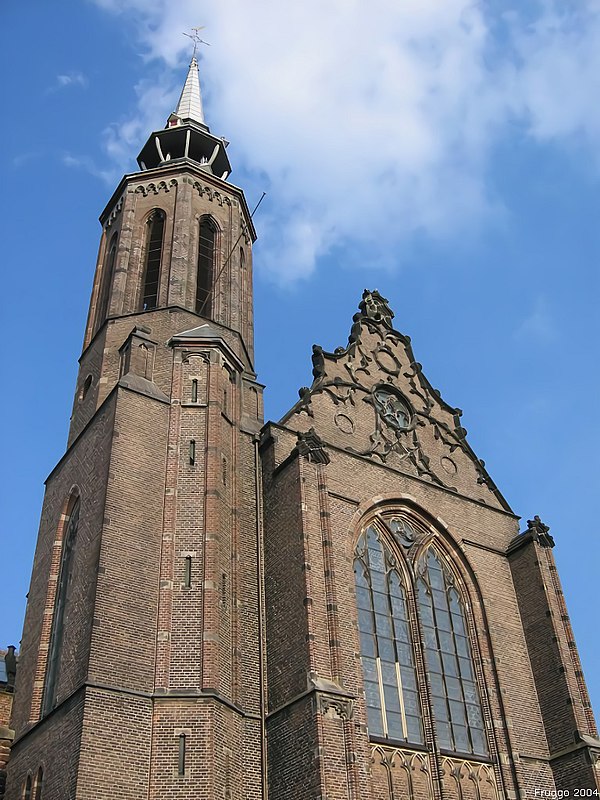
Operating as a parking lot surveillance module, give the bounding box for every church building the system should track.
[5,56,599,800]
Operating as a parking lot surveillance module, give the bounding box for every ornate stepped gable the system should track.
[283,289,509,511]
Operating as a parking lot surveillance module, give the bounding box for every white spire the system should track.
[175,56,205,125]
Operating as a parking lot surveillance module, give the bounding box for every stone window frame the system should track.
[33,765,44,800]
[354,524,424,745]
[195,214,220,317]
[42,492,81,715]
[140,208,166,311]
[353,509,493,761]
[95,231,118,332]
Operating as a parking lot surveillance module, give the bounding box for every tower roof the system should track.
[173,56,205,126]
[137,52,230,179]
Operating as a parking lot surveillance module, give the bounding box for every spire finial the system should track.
[171,28,210,127]
[183,26,210,59]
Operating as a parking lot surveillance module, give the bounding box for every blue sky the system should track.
[1,0,598,718]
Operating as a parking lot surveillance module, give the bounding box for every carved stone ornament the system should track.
[358,289,394,328]
[294,428,330,465]
[317,694,354,721]
[526,515,555,548]
[373,388,411,432]
[287,290,510,510]
[134,178,178,197]
[104,195,124,229]
[334,412,354,434]
[388,518,418,549]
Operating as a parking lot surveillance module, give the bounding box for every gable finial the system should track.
[359,289,394,328]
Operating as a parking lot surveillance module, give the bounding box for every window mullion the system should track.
[375,657,388,737]
[430,581,456,752]
[395,660,408,739]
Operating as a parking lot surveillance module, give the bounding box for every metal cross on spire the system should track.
[183,26,210,58]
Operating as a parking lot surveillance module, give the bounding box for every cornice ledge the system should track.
[118,374,170,404]
[548,731,600,763]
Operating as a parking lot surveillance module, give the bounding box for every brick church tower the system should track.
[6,58,265,799]
[6,59,600,800]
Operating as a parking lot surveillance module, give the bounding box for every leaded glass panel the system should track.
[417,548,488,756]
[354,527,423,744]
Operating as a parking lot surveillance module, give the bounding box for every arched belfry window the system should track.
[96,234,117,329]
[354,515,490,759]
[417,547,488,756]
[196,217,216,316]
[354,526,423,744]
[43,496,80,714]
[141,210,165,310]
[33,767,44,800]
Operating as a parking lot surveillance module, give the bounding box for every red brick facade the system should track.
[5,77,599,800]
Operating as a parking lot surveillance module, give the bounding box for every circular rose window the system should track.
[373,388,411,431]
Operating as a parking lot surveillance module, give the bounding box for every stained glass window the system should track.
[141,210,165,310]
[417,548,488,756]
[354,526,423,743]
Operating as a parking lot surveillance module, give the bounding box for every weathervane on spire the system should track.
[183,26,210,59]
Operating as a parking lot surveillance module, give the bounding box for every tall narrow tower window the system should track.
[34,767,44,800]
[43,496,81,714]
[96,234,118,329]
[354,526,423,744]
[184,556,192,588]
[417,547,488,756]
[196,217,216,316]
[178,733,187,776]
[141,210,165,310]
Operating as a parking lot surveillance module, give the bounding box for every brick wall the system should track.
[509,533,600,791]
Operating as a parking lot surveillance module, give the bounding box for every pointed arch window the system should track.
[354,519,489,758]
[354,526,423,744]
[43,497,80,714]
[33,767,44,800]
[196,217,216,316]
[96,234,117,329]
[417,548,488,756]
[24,775,32,800]
[141,210,165,310]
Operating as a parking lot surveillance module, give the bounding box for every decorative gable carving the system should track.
[283,290,510,511]
[293,428,330,465]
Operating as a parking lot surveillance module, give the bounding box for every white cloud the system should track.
[103,77,180,171]
[61,153,115,184]
[514,296,557,344]
[90,0,600,282]
[508,3,600,148]
[49,71,88,92]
